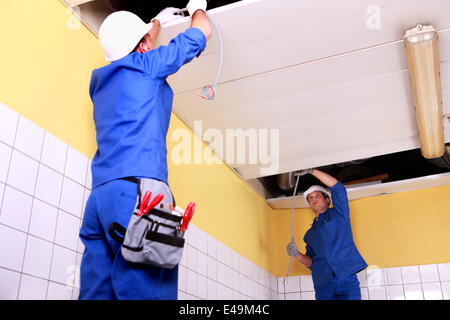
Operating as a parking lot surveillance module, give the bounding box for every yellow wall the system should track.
[0,0,101,158]
[274,185,450,277]
[166,116,277,273]
[0,0,279,275]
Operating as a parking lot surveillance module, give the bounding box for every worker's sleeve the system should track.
[330,181,350,219]
[142,27,207,79]
[88,70,98,100]
[305,244,315,268]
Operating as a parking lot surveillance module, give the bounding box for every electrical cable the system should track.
[200,11,223,100]
[178,7,224,101]
[283,173,300,299]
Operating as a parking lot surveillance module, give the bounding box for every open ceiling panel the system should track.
[162,0,450,179]
[106,0,241,22]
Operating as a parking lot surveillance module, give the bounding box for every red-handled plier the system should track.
[137,191,164,216]
[180,202,196,232]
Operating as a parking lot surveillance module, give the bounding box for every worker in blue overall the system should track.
[286,169,367,300]
[79,0,212,300]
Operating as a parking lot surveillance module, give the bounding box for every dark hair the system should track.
[132,35,146,53]
[130,34,147,53]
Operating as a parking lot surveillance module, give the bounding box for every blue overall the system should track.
[303,182,367,300]
[79,28,207,300]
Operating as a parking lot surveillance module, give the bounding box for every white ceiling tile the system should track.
[168,0,450,93]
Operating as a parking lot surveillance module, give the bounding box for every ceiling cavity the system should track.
[65,0,241,34]
[258,146,450,200]
[106,0,241,22]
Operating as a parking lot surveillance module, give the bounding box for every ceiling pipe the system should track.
[277,171,298,191]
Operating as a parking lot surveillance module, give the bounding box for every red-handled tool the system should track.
[142,193,164,216]
[137,191,164,217]
[137,191,152,216]
[180,202,196,232]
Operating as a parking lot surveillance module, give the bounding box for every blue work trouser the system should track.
[314,273,361,300]
[78,178,178,300]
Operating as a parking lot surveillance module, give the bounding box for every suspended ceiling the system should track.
[161,0,450,179]
[64,0,450,206]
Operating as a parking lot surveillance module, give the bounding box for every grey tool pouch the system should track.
[108,178,185,269]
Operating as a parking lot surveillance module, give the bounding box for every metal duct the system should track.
[276,171,297,191]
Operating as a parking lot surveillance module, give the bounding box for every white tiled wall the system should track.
[0,101,280,300]
[178,223,278,300]
[0,102,90,300]
[1,102,450,301]
[277,263,450,300]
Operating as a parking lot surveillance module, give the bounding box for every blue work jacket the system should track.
[89,28,207,189]
[303,182,367,286]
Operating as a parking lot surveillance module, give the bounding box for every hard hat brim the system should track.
[303,185,332,203]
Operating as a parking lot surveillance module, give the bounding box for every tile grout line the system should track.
[0,113,20,220]
[0,149,12,220]
[399,268,406,300]
[9,116,24,301]
[0,170,83,228]
[45,143,69,299]
[184,245,275,291]
[2,147,89,207]
[0,179,83,223]
[436,264,446,299]
[20,129,49,300]
[183,266,270,299]
[417,266,424,299]
[0,222,80,255]
[182,244,278,298]
[13,146,87,189]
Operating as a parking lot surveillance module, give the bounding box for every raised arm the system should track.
[298,168,338,188]
[187,0,212,40]
[148,19,161,49]
[300,168,349,217]
[311,169,338,188]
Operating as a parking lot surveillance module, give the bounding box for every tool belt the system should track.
[108,178,186,269]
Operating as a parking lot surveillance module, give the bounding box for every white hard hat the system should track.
[98,11,153,62]
[303,185,332,203]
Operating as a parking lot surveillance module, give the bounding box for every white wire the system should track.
[284,173,300,299]
[178,8,224,92]
[206,11,224,88]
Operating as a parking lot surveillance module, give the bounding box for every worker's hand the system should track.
[152,7,184,26]
[287,240,299,257]
[186,0,207,16]
[297,168,314,176]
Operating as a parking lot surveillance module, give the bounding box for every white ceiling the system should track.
[154,0,450,181]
